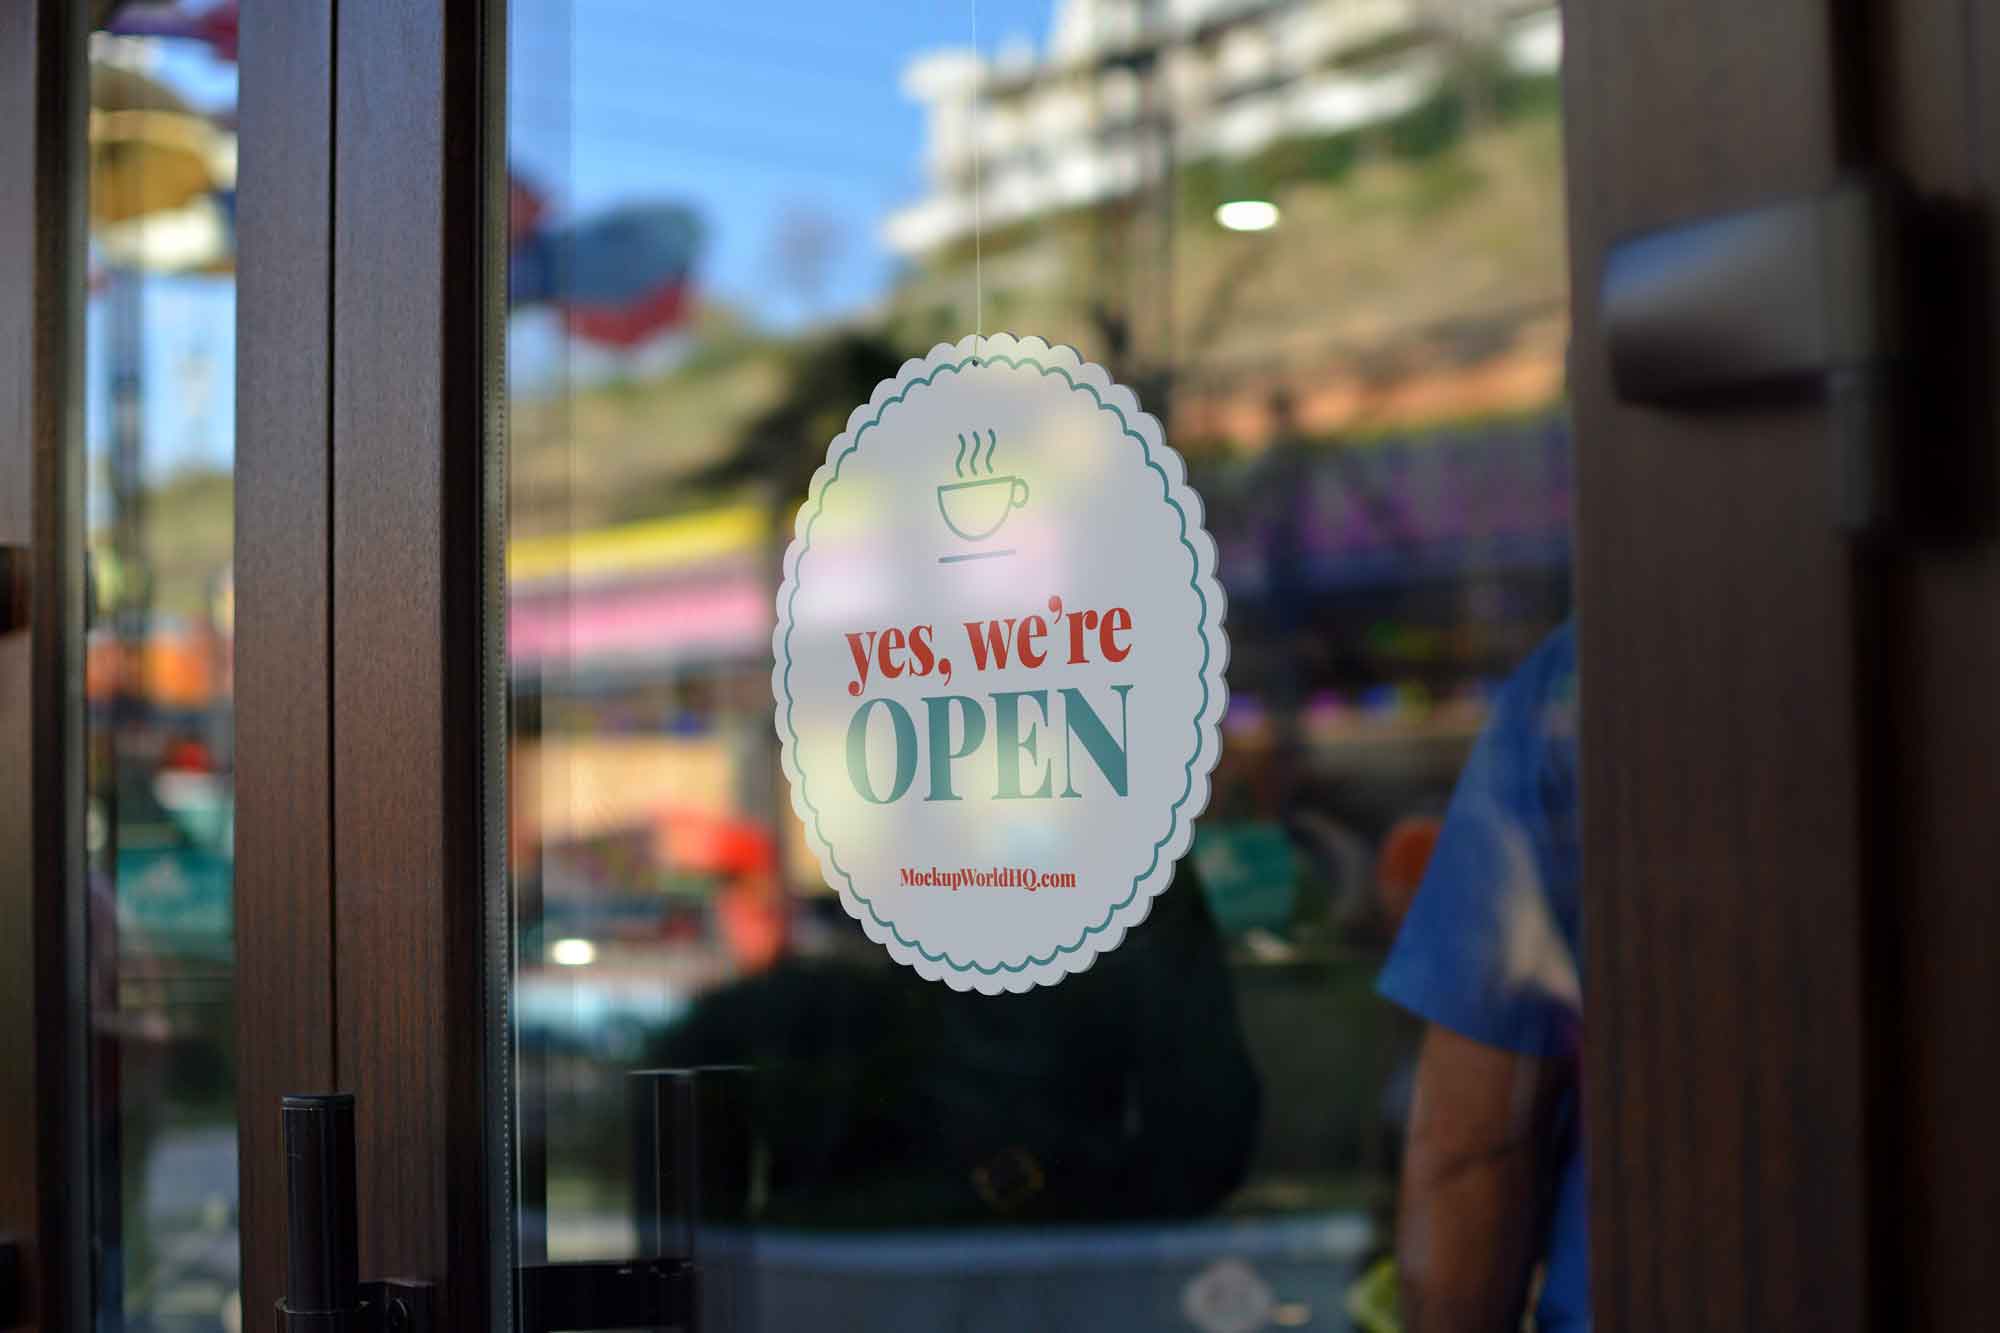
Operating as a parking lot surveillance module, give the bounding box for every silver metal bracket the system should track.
[1603,175,1921,537]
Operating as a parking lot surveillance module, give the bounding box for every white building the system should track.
[885,0,1562,256]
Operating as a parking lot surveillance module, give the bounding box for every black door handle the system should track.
[283,1070,753,1332]
[518,1065,756,1333]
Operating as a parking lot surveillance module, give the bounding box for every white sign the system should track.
[773,334,1227,992]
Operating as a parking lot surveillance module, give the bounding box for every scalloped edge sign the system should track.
[773,334,1228,992]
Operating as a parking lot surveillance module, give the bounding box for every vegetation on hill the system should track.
[135,76,1566,568]
[507,79,1565,540]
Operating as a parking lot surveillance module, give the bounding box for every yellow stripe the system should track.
[508,503,768,583]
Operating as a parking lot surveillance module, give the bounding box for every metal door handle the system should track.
[1602,175,1914,534]
[518,1065,756,1333]
[281,1069,752,1332]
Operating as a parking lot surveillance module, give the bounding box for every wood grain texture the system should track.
[232,0,339,1323]
[1869,1,2000,1324]
[1561,2,1872,1329]
[0,3,89,1327]
[331,0,497,1322]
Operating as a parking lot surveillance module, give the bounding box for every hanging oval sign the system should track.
[774,334,1228,992]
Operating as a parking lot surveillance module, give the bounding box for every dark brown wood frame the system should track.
[1867,0,2000,1321]
[232,0,339,1323]
[1563,2,1875,1326]
[0,2,90,1327]
[235,0,509,1324]
[0,0,511,1323]
[1563,0,2000,1325]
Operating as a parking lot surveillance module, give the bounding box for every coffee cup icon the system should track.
[938,475,1030,543]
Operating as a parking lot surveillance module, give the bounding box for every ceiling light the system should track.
[1215,199,1280,232]
[550,937,597,967]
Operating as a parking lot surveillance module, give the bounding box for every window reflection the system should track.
[507,0,1571,1326]
[85,16,241,1333]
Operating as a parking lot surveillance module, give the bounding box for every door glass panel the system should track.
[505,1,1577,1328]
[83,17,242,1333]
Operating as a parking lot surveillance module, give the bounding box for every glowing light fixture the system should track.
[1214,199,1281,232]
[550,937,597,967]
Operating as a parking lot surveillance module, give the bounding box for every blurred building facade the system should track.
[887,0,1561,255]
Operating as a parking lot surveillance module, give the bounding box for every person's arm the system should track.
[1396,1022,1568,1333]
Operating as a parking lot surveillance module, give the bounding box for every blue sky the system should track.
[92,38,239,484]
[106,2,1060,476]
[508,0,1052,324]
[152,0,1060,322]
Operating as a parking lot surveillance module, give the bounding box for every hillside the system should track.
[507,97,1567,541]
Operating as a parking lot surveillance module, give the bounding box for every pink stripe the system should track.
[509,580,772,665]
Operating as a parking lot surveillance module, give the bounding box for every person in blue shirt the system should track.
[1378,622,1586,1331]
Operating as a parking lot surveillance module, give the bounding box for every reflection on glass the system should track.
[85,18,241,1333]
[506,0,1571,1327]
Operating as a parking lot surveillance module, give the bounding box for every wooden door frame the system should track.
[232,0,340,1325]
[324,0,509,1324]
[1861,0,2000,1322]
[1562,1,1885,1327]
[0,2,90,1328]
[234,0,509,1325]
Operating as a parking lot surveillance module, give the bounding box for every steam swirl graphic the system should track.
[954,428,1000,478]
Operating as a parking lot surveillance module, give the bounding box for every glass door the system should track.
[82,19,245,1328]
[186,0,1931,1324]
[503,2,1579,1328]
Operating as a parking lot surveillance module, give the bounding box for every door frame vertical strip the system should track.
[234,0,341,1324]
[330,0,505,1323]
[1561,1,1873,1327]
[0,1,89,1327]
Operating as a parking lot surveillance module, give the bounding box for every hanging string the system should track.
[971,0,984,362]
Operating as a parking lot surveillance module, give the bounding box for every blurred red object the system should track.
[716,874,788,973]
[651,809,775,878]
[106,2,240,61]
[1377,815,1443,937]
[562,280,691,348]
[160,736,217,774]
[651,809,787,970]
[509,176,545,249]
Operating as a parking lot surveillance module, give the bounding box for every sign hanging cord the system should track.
[972,0,984,361]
